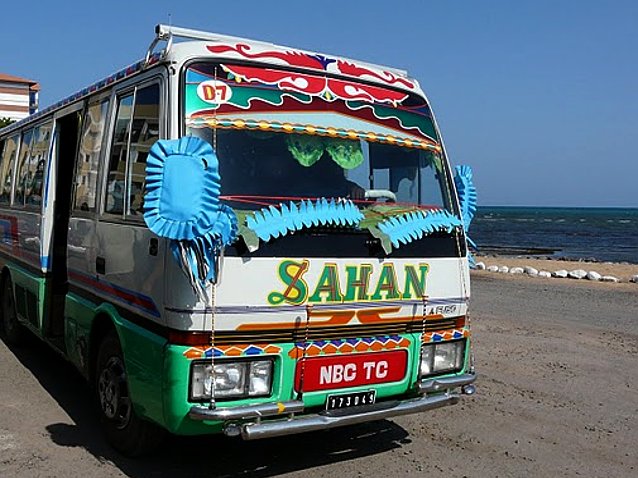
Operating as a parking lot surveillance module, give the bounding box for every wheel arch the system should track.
[88,304,123,385]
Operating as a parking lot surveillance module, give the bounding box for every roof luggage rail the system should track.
[146,24,410,79]
[145,24,278,65]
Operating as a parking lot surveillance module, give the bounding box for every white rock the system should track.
[553,269,568,278]
[475,262,486,270]
[498,266,510,273]
[538,271,552,278]
[601,275,619,283]
[487,265,499,272]
[524,266,539,276]
[509,267,524,274]
[630,275,638,283]
[568,269,587,279]
[586,271,601,281]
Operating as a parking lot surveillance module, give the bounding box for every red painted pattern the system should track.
[295,350,407,392]
[337,60,415,90]
[208,44,328,70]
[207,43,415,91]
[327,77,408,103]
[224,65,408,104]
[227,66,325,95]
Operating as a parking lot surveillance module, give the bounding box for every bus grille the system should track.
[214,317,461,345]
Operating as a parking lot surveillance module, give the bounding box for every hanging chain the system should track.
[208,245,224,409]
[213,66,218,153]
[208,66,219,408]
[296,304,312,400]
[208,278,217,409]
[419,294,429,385]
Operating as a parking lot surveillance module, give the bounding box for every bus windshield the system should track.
[183,61,455,215]
[188,127,452,211]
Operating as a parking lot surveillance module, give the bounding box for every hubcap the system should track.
[98,356,131,429]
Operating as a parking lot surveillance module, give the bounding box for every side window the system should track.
[15,129,34,205]
[0,134,19,204]
[127,84,159,216]
[26,122,52,207]
[105,94,134,215]
[104,83,160,217]
[74,100,109,211]
[419,152,448,209]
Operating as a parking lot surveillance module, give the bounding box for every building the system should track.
[0,73,40,122]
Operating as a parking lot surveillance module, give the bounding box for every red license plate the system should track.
[294,350,407,392]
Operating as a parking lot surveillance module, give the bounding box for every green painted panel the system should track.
[6,265,46,334]
[64,293,96,378]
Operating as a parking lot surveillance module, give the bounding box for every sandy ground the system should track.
[1,275,637,477]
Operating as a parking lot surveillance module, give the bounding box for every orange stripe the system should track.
[236,310,445,331]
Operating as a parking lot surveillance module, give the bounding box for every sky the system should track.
[2,0,637,207]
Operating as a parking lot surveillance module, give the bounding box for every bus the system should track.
[0,24,476,455]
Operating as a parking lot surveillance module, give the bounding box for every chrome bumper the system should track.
[189,373,476,440]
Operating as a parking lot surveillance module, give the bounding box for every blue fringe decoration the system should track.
[144,137,223,241]
[454,164,478,266]
[246,198,364,243]
[144,137,238,295]
[377,209,462,249]
[454,165,477,232]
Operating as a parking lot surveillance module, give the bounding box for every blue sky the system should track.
[3,0,636,207]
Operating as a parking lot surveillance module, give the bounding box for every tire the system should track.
[1,276,24,344]
[95,330,164,456]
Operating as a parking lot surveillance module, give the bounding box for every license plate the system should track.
[294,350,407,392]
[326,390,376,411]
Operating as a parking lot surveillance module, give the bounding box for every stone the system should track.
[601,275,619,283]
[586,271,601,281]
[509,267,524,274]
[568,269,587,279]
[475,262,486,270]
[630,275,638,283]
[553,270,568,278]
[538,271,552,278]
[487,265,499,272]
[498,266,510,273]
[524,266,539,276]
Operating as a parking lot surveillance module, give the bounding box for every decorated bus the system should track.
[0,25,476,455]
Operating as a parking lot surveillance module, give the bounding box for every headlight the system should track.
[420,340,466,377]
[190,359,274,401]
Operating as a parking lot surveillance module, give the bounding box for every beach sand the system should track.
[474,255,638,286]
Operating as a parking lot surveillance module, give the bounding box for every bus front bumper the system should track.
[188,373,476,440]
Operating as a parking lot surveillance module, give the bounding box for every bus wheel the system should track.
[95,330,164,456]
[1,277,24,344]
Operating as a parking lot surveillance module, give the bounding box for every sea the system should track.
[470,207,638,264]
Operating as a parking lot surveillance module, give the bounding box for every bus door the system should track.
[94,80,166,323]
[42,108,82,338]
[65,97,111,336]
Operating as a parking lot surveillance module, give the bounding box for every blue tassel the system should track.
[454,165,477,232]
[454,164,478,264]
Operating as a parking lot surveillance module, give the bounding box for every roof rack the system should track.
[147,24,409,78]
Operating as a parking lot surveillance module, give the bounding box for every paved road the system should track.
[1,275,637,477]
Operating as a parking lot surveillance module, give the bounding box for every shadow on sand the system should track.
[5,335,410,477]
